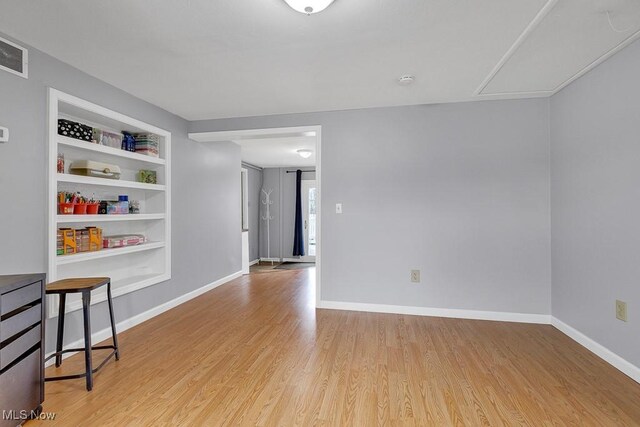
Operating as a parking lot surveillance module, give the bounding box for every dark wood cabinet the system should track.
[0,274,45,427]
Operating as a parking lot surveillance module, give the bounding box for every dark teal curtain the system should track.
[292,169,305,256]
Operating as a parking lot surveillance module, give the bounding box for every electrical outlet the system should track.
[0,126,8,143]
[410,270,420,283]
[616,300,628,322]
[335,203,342,214]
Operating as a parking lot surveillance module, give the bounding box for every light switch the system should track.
[0,126,8,143]
[335,203,342,214]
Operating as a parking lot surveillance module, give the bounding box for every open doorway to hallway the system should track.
[189,125,322,304]
[248,151,317,274]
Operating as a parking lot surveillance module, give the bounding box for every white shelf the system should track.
[56,242,165,265]
[58,135,165,165]
[57,213,165,223]
[57,173,166,191]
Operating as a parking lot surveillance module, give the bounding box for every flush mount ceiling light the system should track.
[284,0,335,15]
[297,149,313,158]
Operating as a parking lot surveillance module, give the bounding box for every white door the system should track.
[300,180,317,262]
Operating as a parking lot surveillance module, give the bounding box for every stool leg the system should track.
[55,293,66,367]
[82,291,93,391]
[106,281,120,361]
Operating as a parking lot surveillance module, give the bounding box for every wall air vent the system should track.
[0,36,28,79]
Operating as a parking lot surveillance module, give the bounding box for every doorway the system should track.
[188,125,323,305]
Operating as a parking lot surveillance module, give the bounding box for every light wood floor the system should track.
[32,269,640,426]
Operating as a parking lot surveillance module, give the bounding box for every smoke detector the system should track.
[397,75,415,86]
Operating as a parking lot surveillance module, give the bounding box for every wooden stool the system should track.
[45,277,120,391]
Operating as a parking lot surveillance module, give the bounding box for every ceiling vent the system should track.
[0,36,28,79]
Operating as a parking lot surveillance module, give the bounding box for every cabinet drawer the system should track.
[0,348,41,427]
[0,304,40,343]
[1,281,41,316]
[1,325,40,371]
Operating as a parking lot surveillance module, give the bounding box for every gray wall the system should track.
[191,99,552,314]
[0,32,241,350]
[243,164,263,262]
[551,39,640,366]
[259,167,316,260]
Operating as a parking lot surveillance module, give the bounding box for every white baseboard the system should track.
[249,259,259,266]
[551,317,640,383]
[316,300,638,384]
[317,300,551,324]
[260,257,281,262]
[45,270,243,367]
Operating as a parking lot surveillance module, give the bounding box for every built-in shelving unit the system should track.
[47,89,171,316]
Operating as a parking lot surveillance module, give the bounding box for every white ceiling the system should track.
[237,136,316,168]
[1,0,639,120]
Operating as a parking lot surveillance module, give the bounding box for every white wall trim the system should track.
[318,300,551,324]
[474,0,558,96]
[45,270,242,367]
[241,161,263,171]
[475,0,640,98]
[316,301,638,383]
[282,257,316,263]
[260,257,281,262]
[551,28,640,94]
[249,259,260,266]
[189,126,317,142]
[551,317,640,383]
